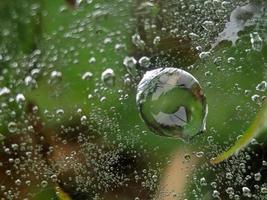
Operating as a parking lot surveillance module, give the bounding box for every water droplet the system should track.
[226,172,233,180]
[8,122,17,133]
[132,33,145,49]
[15,179,21,186]
[212,190,220,198]
[0,87,11,97]
[139,56,150,68]
[136,68,208,142]
[199,51,211,60]
[195,151,204,158]
[200,177,207,186]
[123,56,137,75]
[254,172,261,181]
[153,36,161,45]
[242,187,251,197]
[256,81,267,92]
[101,68,115,86]
[261,187,267,194]
[16,93,25,104]
[25,76,37,88]
[41,180,48,188]
[184,154,191,161]
[250,32,263,52]
[202,20,215,31]
[49,70,62,84]
[82,71,93,80]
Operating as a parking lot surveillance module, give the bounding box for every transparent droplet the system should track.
[226,172,233,180]
[136,68,208,142]
[254,172,261,181]
[256,81,267,92]
[212,190,220,198]
[184,154,191,161]
[80,115,87,125]
[199,51,211,60]
[200,177,207,186]
[226,187,234,195]
[82,71,93,80]
[8,122,17,133]
[195,151,204,158]
[132,33,145,49]
[41,180,48,188]
[16,93,25,104]
[242,187,251,197]
[261,187,267,194]
[101,68,115,86]
[202,20,215,31]
[123,56,137,75]
[0,87,11,97]
[15,179,22,186]
[139,56,150,68]
[25,76,37,88]
[250,32,263,52]
[153,36,161,45]
[49,70,62,85]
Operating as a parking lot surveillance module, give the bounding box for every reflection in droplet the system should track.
[136,68,208,142]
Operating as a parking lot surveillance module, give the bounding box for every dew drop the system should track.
[139,56,150,68]
[123,56,137,75]
[101,68,115,86]
[8,122,17,133]
[250,32,263,52]
[136,68,208,142]
[256,81,267,92]
[0,87,11,97]
[82,71,93,80]
[15,93,25,104]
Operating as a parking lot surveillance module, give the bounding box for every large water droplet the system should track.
[136,68,207,142]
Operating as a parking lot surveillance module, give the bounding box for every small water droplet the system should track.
[123,56,137,75]
[101,68,115,86]
[82,71,93,80]
[250,32,263,52]
[256,81,267,92]
[8,122,17,133]
[139,56,150,68]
